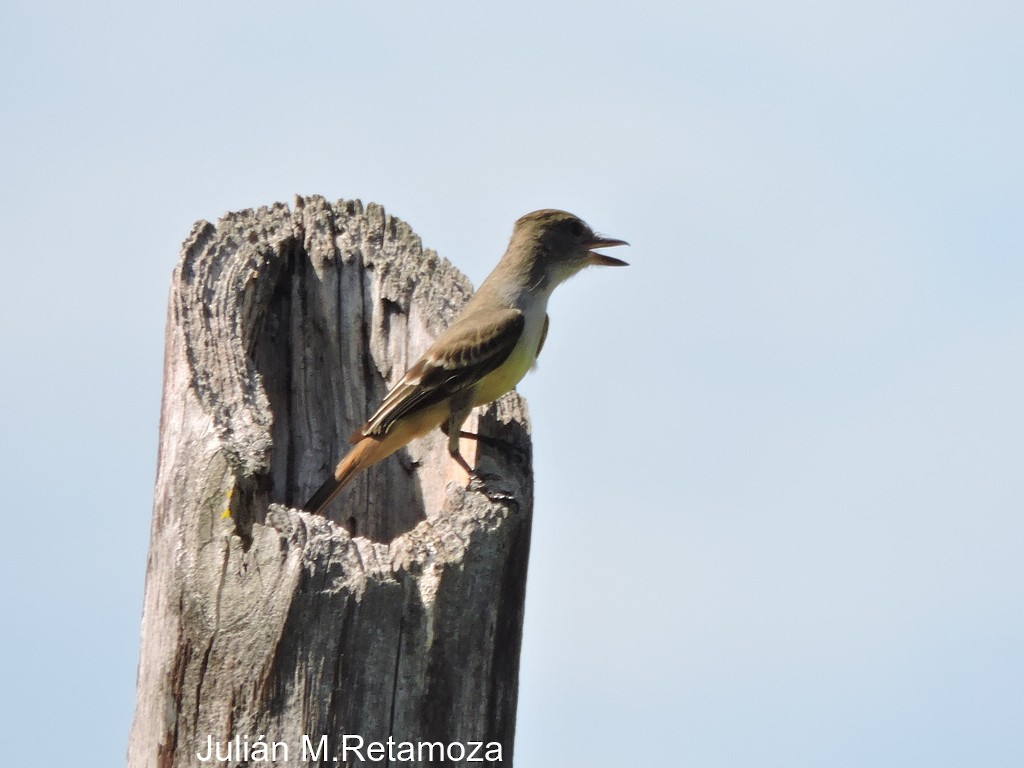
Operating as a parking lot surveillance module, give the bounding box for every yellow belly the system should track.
[471,320,542,406]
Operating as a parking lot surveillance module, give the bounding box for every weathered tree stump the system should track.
[128,196,533,767]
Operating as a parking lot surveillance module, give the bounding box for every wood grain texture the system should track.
[128,196,533,767]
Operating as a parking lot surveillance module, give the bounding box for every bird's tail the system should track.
[303,436,388,514]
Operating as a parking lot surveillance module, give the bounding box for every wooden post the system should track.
[128,196,533,767]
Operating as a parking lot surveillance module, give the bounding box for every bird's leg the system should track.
[456,430,529,465]
[448,445,478,479]
[445,401,480,480]
[442,399,522,505]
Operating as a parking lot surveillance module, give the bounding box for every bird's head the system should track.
[509,209,628,289]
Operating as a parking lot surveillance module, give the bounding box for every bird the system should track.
[303,208,628,514]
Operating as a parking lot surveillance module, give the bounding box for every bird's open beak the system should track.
[585,235,629,267]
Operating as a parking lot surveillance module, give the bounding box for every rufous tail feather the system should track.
[303,436,387,514]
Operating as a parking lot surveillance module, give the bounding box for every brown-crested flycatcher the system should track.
[304,209,628,514]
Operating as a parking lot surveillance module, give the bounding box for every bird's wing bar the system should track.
[357,308,526,440]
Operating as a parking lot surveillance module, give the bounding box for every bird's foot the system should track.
[467,472,518,503]
[449,447,518,502]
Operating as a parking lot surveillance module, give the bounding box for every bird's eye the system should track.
[568,221,585,238]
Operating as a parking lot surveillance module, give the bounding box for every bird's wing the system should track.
[356,307,526,440]
[535,313,550,359]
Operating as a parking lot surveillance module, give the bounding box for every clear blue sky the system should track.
[1,1,1021,765]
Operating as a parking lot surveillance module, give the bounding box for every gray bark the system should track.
[128,196,533,767]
